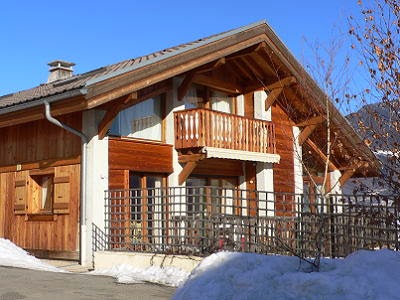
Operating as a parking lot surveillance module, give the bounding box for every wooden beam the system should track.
[98,93,137,139]
[195,58,226,74]
[178,153,206,163]
[178,161,198,185]
[192,74,242,95]
[0,96,87,129]
[295,116,326,127]
[298,124,319,145]
[241,56,264,79]
[306,139,338,171]
[265,87,283,111]
[177,72,195,101]
[231,60,254,80]
[0,156,80,173]
[339,169,356,186]
[254,41,268,53]
[264,76,297,91]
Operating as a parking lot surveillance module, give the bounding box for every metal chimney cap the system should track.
[47,60,75,70]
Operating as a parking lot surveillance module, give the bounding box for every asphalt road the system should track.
[0,266,176,300]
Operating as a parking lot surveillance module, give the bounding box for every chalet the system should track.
[0,21,378,265]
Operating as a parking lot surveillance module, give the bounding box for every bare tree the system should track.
[265,36,356,271]
[348,0,400,194]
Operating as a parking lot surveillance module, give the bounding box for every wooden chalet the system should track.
[0,21,378,262]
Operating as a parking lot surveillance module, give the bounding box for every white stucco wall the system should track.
[82,109,109,264]
[166,77,185,188]
[329,169,342,195]
[292,126,303,195]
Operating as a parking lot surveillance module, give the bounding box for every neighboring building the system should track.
[0,21,378,263]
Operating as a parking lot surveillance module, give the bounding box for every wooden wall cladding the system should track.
[192,158,243,177]
[109,169,129,190]
[0,112,81,167]
[272,105,295,194]
[108,138,173,173]
[0,164,80,253]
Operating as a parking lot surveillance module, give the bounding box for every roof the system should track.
[0,20,380,175]
[0,21,266,112]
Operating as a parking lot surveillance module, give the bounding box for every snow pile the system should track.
[173,250,400,300]
[91,264,189,287]
[2,237,400,299]
[0,238,63,272]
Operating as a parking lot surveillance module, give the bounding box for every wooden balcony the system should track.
[174,108,276,154]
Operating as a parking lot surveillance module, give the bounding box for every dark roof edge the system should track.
[85,20,267,87]
[0,88,86,116]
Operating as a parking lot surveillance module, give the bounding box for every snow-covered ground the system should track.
[173,250,400,300]
[0,238,63,272]
[90,264,189,287]
[1,238,400,299]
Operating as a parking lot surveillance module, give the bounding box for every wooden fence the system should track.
[101,187,399,258]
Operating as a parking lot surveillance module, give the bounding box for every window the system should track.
[110,96,163,141]
[13,168,71,217]
[184,86,204,109]
[128,173,166,244]
[31,174,54,213]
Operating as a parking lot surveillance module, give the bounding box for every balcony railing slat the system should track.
[174,108,276,154]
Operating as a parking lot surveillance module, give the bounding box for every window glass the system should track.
[31,174,54,213]
[110,96,162,140]
[184,86,203,109]
[41,175,53,211]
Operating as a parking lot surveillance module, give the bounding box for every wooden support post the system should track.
[178,161,198,185]
[263,76,297,111]
[298,124,318,146]
[264,87,282,111]
[339,169,356,186]
[306,139,338,172]
[98,92,137,139]
[264,76,297,91]
[295,116,325,127]
[297,116,326,145]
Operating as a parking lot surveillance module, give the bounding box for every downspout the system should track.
[43,101,88,265]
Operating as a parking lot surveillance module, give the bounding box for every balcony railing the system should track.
[174,109,276,154]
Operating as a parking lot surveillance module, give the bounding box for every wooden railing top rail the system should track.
[174,108,274,123]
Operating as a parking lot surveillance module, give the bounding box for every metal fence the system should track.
[103,187,400,258]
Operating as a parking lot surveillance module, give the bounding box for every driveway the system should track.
[0,266,176,300]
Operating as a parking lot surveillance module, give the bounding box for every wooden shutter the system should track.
[14,171,28,214]
[53,175,70,214]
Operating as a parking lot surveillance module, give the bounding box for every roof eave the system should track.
[0,88,86,116]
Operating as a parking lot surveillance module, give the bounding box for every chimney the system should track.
[47,60,75,83]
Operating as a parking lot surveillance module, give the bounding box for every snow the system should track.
[0,238,64,272]
[90,264,189,287]
[1,237,400,299]
[173,250,400,300]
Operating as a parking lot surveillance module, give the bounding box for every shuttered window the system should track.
[13,168,71,216]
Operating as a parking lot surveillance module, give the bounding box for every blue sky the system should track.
[0,0,362,105]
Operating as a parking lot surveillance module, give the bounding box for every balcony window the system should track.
[110,96,162,141]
